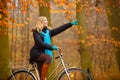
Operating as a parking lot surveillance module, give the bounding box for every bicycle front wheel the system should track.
[8,69,36,80]
[58,68,93,80]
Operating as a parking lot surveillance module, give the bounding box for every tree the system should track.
[0,0,10,79]
[76,0,92,79]
[39,0,55,79]
[106,0,120,71]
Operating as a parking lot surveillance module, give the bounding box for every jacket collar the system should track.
[42,27,48,33]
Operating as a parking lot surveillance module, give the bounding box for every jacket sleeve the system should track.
[33,31,53,50]
[50,23,72,37]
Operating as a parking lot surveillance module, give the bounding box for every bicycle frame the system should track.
[32,62,40,80]
[47,56,70,79]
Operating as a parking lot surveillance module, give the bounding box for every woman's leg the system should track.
[37,62,44,77]
[37,53,52,80]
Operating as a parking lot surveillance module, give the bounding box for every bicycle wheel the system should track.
[8,69,36,80]
[58,68,93,80]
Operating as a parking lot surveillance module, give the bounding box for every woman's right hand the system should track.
[52,46,58,50]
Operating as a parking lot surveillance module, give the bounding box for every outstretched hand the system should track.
[71,20,79,25]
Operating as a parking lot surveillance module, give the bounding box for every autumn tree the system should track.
[105,0,120,71]
[76,0,92,79]
[38,0,55,79]
[0,0,10,79]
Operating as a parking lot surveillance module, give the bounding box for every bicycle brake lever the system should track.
[55,53,63,59]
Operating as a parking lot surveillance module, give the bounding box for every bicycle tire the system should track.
[58,68,93,80]
[8,69,36,80]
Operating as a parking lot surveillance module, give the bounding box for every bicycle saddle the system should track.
[29,58,36,64]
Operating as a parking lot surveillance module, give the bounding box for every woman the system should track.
[30,16,78,80]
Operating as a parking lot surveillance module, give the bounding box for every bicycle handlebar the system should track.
[55,48,63,59]
[58,47,61,52]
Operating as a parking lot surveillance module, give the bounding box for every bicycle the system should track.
[8,48,93,80]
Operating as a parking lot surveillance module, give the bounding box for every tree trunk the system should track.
[0,1,10,79]
[76,1,92,79]
[39,0,51,26]
[106,0,120,71]
[39,0,55,78]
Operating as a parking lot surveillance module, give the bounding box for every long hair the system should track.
[32,16,46,32]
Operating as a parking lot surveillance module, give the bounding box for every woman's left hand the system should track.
[71,20,79,25]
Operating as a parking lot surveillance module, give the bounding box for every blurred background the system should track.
[0,0,120,80]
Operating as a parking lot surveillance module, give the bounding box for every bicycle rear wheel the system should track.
[8,69,36,80]
[58,68,93,80]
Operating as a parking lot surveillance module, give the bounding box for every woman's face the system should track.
[43,17,48,27]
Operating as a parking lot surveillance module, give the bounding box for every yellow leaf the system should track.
[17,23,24,27]
[102,34,105,38]
[12,34,16,39]
[112,27,118,31]
[25,21,28,25]
[54,0,57,3]
[0,14,2,19]
[89,35,95,39]
[80,40,85,44]
[94,7,104,14]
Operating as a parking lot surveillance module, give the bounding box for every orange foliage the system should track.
[94,7,104,14]
[16,23,24,27]
[111,27,119,32]
[87,34,120,47]
[0,0,111,27]
[0,0,118,35]
[52,0,77,20]
[12,34,16,39]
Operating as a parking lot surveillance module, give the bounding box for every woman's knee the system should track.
[45,55,52,64]
[37,53,52,64]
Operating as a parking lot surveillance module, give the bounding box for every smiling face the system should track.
[42,17,48,27]
[34,16,48,32]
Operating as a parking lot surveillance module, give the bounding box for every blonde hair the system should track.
[32,16,46,32]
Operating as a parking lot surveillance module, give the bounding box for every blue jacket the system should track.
[30,23,72,60]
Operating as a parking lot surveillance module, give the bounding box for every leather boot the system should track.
[41,64,49,80]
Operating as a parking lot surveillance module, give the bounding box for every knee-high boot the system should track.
[41,64,49,80]
[37,62,43,78]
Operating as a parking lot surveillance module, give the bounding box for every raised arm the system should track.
[50,20,79,37]
[50,23,72,37]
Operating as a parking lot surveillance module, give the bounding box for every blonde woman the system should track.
[30,16,78,80]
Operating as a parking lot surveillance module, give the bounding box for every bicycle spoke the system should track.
[8,70,36,80]
[59,68,92,80]
[62,70,84,80]
[11,74,17,80]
